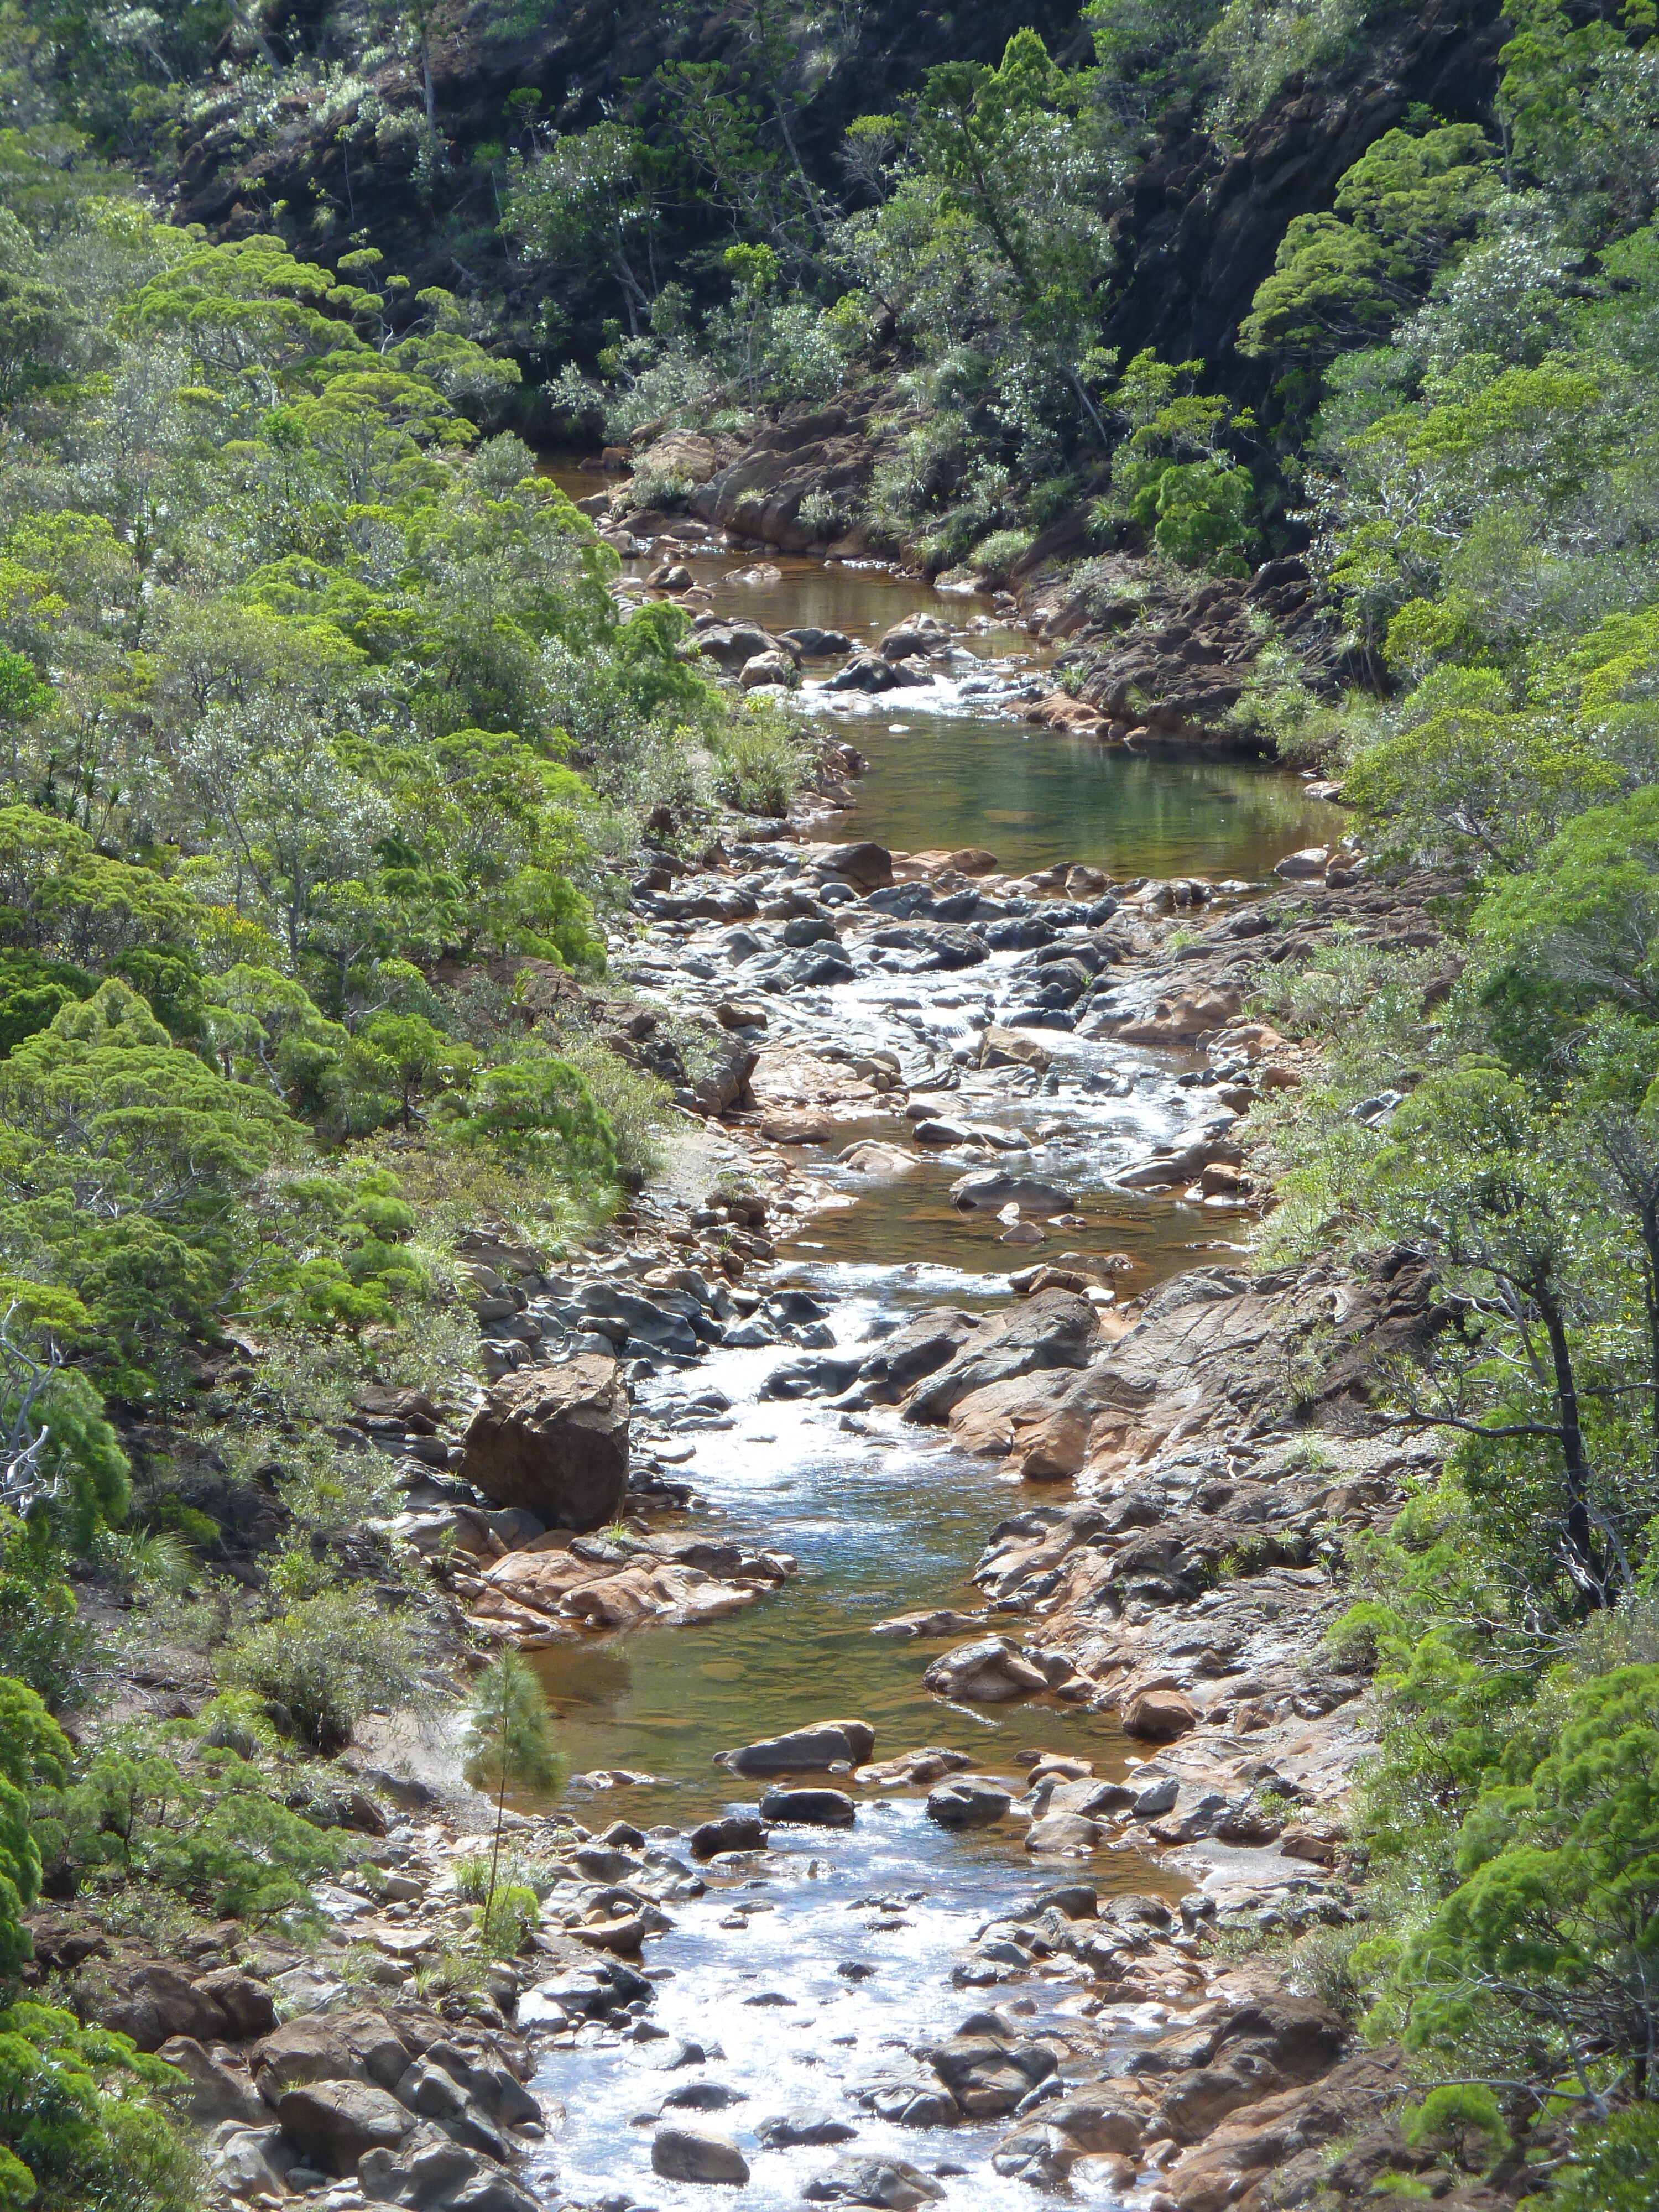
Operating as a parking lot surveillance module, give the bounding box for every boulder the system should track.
[740,650,801,690]
[276,2080,414,2176]
[760,1109,836,1144]
[878,614,951,660]
[924,2025,1055,2116]
[393,2056,509,2160]
[759,1786,857,1828]
[902,1291,1098,1423]
[358,2124,540,2212]
[803,2154,946,2206]
[1123,1686,1199,1741]
[651,2126,750,2184]
[837,1141,917,1176]
[948,1170,1075,1215]
[1025,1812,1103,1853]
[925,1777,1012,1829]
[209,2121,295,2201]
[822,652,927,694]
[759,2111,859,2147]
[817,841,894,890]
[691,619,791,670]
[779,627,854,656]
[98,1964,227,2052]
[980,1025,1051,1070]
[457,1357,628,1531]
[1274,846,1329,878]
[716,1720,874,1775]
[192,1969,277,2040]
[858,1307,981,1398]
[922,1637,1048,1704]
[156,2037,265,2126]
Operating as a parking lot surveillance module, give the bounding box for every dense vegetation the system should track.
[0,49,817,2200]
[0,0,1653,2200]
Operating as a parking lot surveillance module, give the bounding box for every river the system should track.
[522,471,1342,2209]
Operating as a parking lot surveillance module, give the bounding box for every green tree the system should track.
[460,1650,560,1923]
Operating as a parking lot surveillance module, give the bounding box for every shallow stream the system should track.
[523,469,1341,2208]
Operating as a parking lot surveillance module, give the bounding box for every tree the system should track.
[1387,1662,1659,2106]
[460,1650,560,1926]
[1373,1065,1631,1610]
[0,1674,69,1974]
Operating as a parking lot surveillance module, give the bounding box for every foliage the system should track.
[1528,2104,1659,2211]
[0,2000,197,2212]
[460,1650,560,1922]
[218,1588,431,1752]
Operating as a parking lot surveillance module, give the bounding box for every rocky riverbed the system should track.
[43,549,1488,2212]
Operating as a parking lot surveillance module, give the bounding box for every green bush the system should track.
[1529,2105,1659,2211]
[709,703,811,818]
[218,1590,432,1753]
[550,1036,673,1187]
[0,2000,199,2212]
[0,1519,91,1712]
[969,528,1035,581]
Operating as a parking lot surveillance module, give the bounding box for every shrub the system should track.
[547,1035,672,1188]
[969,528,1035,581]
[0,2000,199,2212]
[1531,2105,1659,2211]
[0,1519,92,1710]
[709,705,810,817]
[219,1589,432,1752]
[476,1881,539,1957]
[1403,2084,1511,2174]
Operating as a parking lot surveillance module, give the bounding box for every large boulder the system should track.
[759,1786,857,1828]
[980,1025,1051,1071]
[98,1964,229,2052]
[276,2080,414,2176]
[817,841,894,890]
[923,2023,1056,2116]
[925,1777,1011,1829]
[822,652,921,695]
[458,1357,628,1531]
[690,618,794,670]
[688,1814,768,1861]
[687,404,882,553]
[803,2154,946,2206]
[858,1308,982,1400]
[156,2037,265,2126]
[1122,1686,1199,1741]
[716,1720,874,1775]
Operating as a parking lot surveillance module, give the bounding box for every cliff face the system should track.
[170,0,1506,401]
[1097,0,1506,393]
